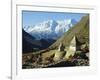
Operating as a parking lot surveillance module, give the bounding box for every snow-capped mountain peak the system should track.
[23,19,77,40]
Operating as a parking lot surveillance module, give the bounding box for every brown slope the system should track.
[49,15,89,49]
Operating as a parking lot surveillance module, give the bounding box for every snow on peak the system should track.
[23,19,77,40]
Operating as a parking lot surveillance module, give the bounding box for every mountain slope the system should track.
[49,15,89,49]
[22,29,56,53]
[22,29,35,53]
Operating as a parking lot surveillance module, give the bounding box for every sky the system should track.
[22,11,88,27]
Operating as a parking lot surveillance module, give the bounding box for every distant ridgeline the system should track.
[23,19,77,40]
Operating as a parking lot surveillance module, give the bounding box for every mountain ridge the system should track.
[23,19,77,40]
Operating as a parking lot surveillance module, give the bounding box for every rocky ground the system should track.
[22,46,89,69]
